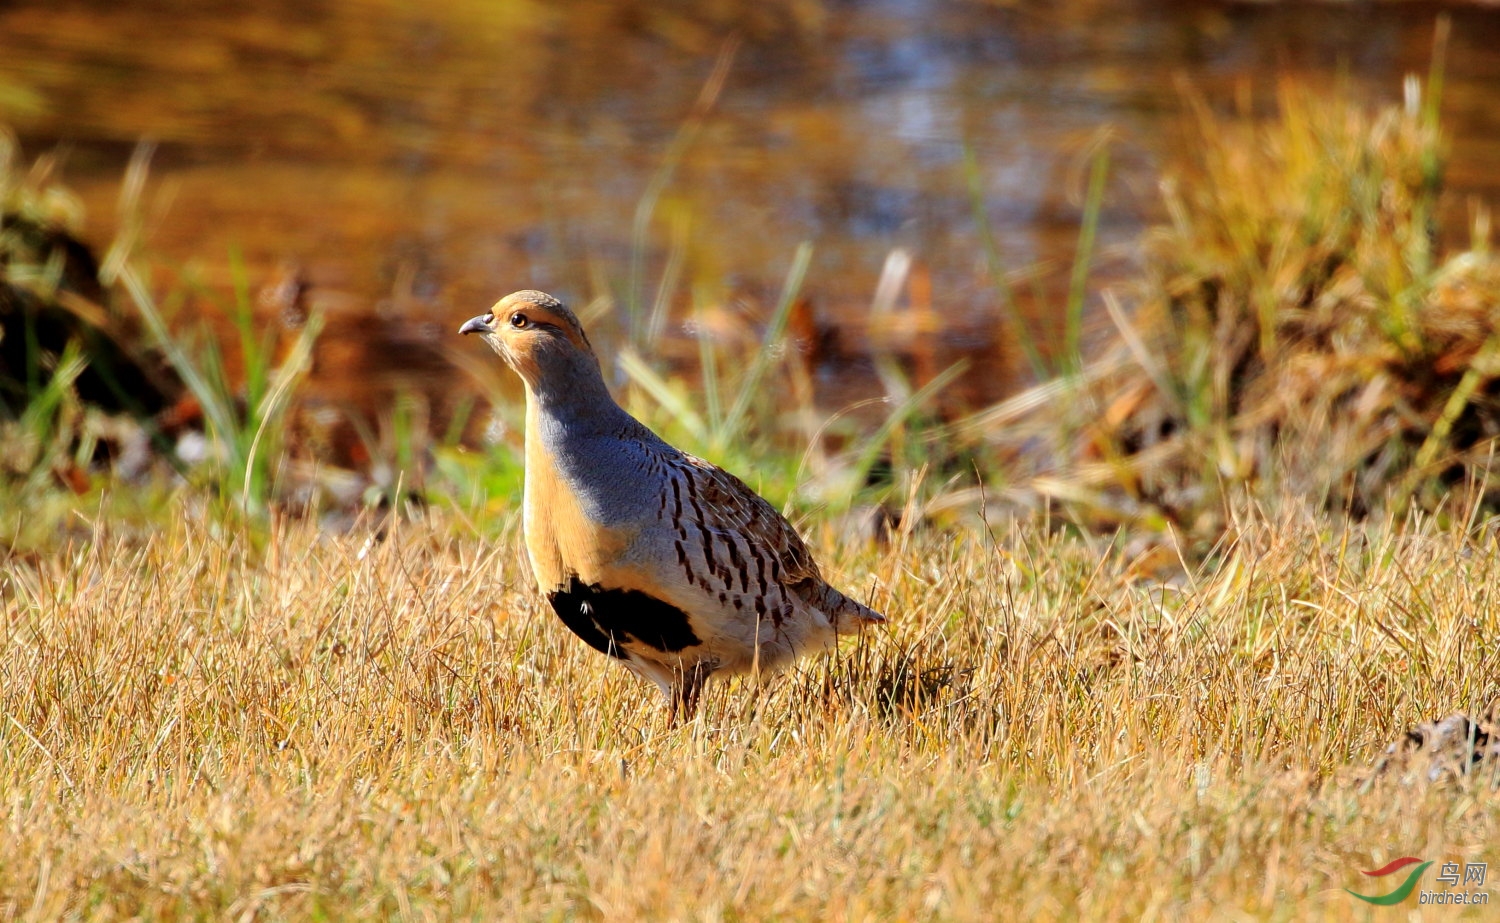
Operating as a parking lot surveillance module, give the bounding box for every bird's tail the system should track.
[820,584,886,635]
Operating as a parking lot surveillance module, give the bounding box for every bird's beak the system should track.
[459,314,493,336]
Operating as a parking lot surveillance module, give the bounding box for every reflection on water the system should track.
[1,0,1498,447]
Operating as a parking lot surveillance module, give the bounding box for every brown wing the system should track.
[671,453,822,587]
[659,450,885,630]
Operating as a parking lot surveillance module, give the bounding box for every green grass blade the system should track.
[963,144,1045,381]
[850,358,969,491]
[617,346,709,445]
[719,241,812,445]
[1064,141,1110,378]
[119,264,241,466]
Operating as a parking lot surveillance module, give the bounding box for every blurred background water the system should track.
[1,0,1497,426]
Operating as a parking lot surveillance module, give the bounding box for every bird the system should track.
[460,290,885,720]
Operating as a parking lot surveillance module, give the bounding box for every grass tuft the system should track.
[962,73,1500,544]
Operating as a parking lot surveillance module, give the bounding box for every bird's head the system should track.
[459,290,598,387]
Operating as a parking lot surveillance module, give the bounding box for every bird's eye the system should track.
[509,312,529,329]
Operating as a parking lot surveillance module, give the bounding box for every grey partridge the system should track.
[461,290,885,719]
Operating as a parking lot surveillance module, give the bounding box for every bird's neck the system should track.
[521,347,657,532]
[522,344,630,438]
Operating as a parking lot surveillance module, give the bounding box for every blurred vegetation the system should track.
[1,64,1499,555]
[959,69,1500,546]
[0,134,184,540]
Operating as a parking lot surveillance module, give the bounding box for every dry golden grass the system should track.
[1,498,1497,921]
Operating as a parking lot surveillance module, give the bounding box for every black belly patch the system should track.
[547,576,701,659]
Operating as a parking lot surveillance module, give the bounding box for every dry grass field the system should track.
[3,39,1498,920]
[2,498,1496,920]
